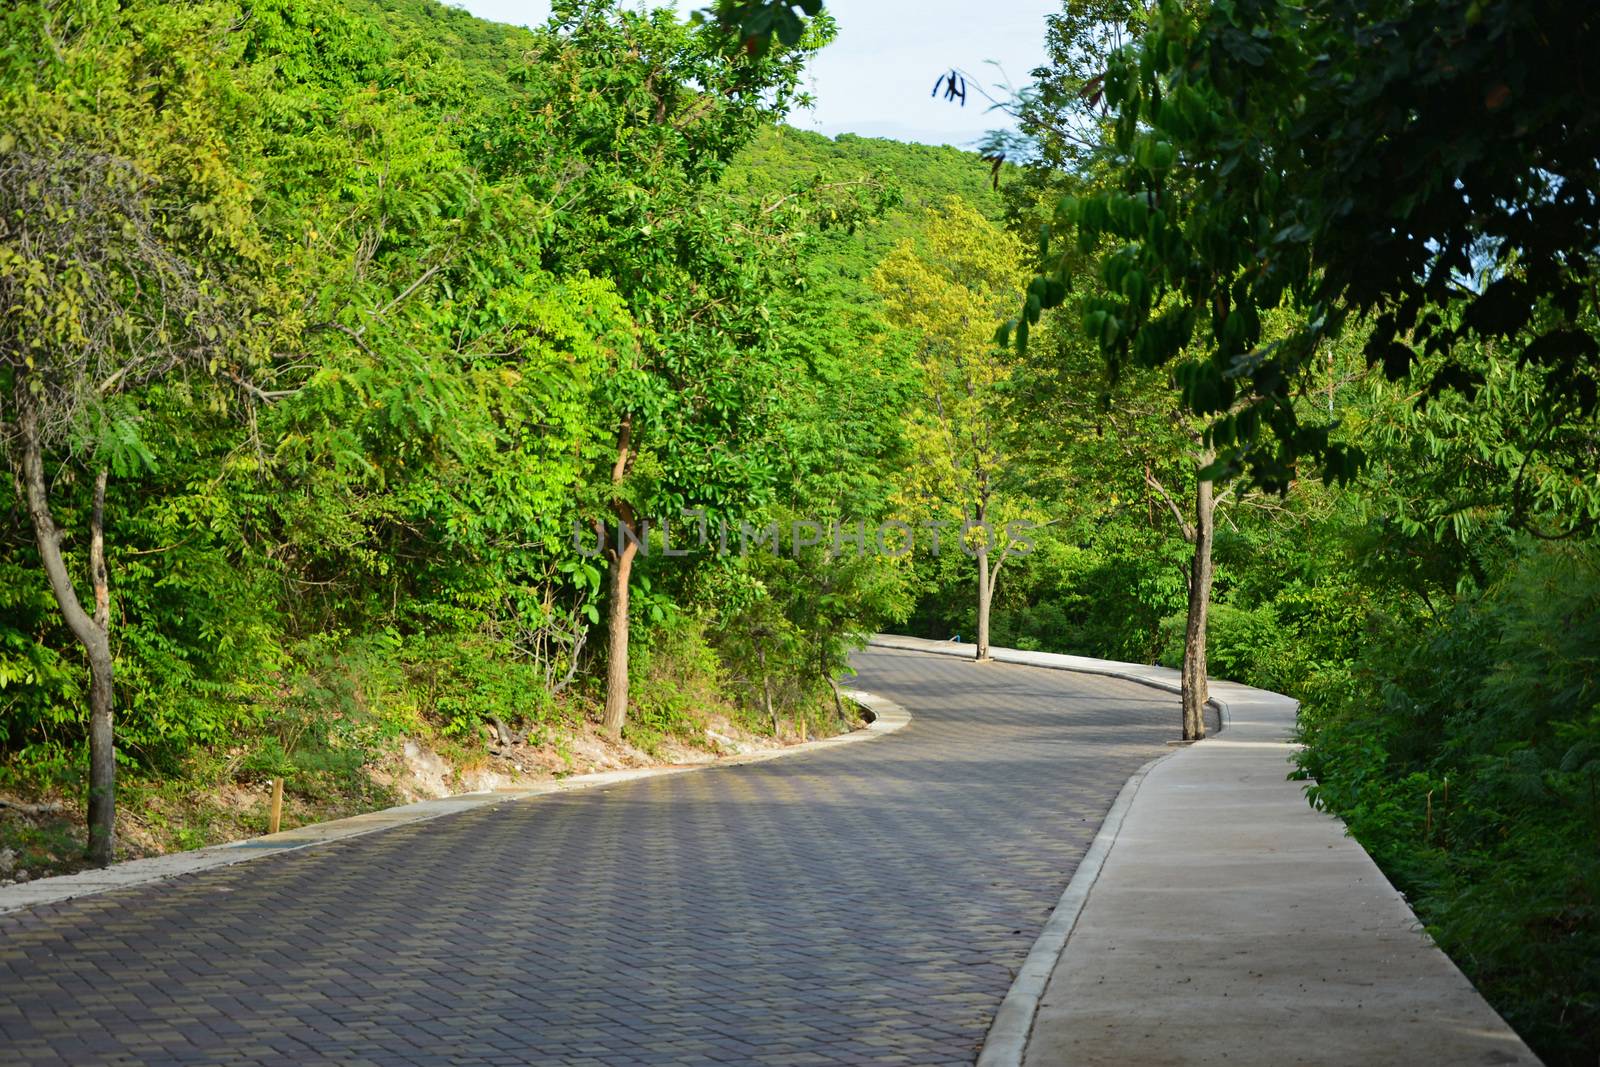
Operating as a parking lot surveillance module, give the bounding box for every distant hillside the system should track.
[739,126,1002,208]
[728,125,1009,301]
[343,0,538,71]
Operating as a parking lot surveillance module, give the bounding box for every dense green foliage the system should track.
[0,0,1011,858]
[1298,539,1600,1060]
[1017,0,1600,498]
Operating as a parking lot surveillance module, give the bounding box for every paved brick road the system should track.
[0,647,1177,1066]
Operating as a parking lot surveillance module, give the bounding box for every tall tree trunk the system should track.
[1180,467,1216,742]
[17,401,116,864]
[975,539,992,661]
[601,417,635,742]
[757,646,777,734]
[973,501,992,661]
[601,536,638,742]
[86,469,113,861]
[983,551,1010,663]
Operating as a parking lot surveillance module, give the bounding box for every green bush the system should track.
[402,631,553,739]
[1297,540,1600,1065]
[1157,602,1284,688]
[627,616,728,750]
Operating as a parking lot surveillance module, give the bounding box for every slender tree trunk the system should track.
[975,539,992,661]
[601,536,638,741]
[86,469,114,861]
[985,552,1009,658]
[757,647,777,734]
[825,673,845,723]
[601,417,635,742]
[1180,468,1216,742]
[17,401,116,864]
[973,501,993,661]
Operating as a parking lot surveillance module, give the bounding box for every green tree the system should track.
[480,2,830,740]
[873,200,1036,660]
[0,0,279,863]
[1019,299,1229,737]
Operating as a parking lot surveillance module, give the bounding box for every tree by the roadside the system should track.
[1015,292,1229,738]
[0,1,276,864]
[872,200,1036,661]
[479,2,830,740]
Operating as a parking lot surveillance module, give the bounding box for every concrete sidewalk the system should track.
[867,636,1537,1066]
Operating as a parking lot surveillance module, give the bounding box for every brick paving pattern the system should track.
[0,647,1177,1065]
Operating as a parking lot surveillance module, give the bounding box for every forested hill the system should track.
[342,0,539,76]
[736,125,1005,229]
[730,126,1006,297]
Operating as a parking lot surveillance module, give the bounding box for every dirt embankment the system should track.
[1,709,857,885]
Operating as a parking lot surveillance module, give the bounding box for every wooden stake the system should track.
[268,778,284,835]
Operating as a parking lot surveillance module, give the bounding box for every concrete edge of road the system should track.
[974,752,1165,1067]
[0,690,912,918]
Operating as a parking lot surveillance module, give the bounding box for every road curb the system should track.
[976,753,1167,1067]
[0,692,912,917]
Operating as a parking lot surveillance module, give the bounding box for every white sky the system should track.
[449,1,1057,147]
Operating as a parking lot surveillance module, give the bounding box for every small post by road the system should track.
[268,778,284,835]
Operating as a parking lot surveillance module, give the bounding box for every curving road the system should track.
[0,647,1177,1066]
